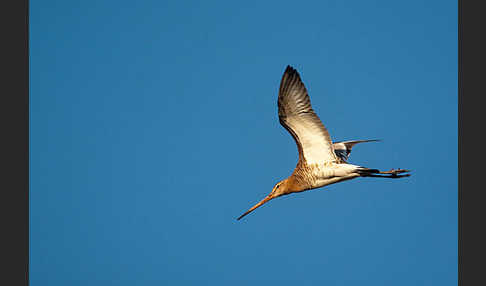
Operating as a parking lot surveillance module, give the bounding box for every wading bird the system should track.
[237,66,410,221]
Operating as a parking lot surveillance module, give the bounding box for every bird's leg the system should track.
[378,168,410,175]
[367,168,411,178]
[359,168,411,179]
[364,173,410,178]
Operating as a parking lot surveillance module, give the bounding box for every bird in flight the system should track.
[237,66,410,221]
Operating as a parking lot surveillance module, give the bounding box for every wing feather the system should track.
[278,66,337,164]
[333,139,380,162]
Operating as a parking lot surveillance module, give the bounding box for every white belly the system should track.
[311,163,362,189]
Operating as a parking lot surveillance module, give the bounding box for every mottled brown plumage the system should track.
[237,66,410,221]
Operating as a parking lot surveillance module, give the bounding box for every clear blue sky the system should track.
[30,1,457,285]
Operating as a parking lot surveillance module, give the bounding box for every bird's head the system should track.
[237,178,290,221]
[270,179,290,197]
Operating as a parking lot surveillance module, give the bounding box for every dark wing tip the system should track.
[284,65,298,76]
[280,65,304,94]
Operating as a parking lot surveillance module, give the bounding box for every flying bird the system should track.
[237,66,410,221]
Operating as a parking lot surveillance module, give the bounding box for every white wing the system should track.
[278,66,337,165]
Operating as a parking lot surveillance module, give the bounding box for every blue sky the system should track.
[30,1,457,285]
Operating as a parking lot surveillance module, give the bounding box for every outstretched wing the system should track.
[278,65,337,165]
[333,139,380,162]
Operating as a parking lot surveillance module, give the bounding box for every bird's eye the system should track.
[276,184,280,189]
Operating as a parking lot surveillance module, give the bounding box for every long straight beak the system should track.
[237,194,274,221]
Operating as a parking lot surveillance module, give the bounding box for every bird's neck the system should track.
[284,175,310,193]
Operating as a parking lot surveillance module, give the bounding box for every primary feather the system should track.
[278,66,337,165]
